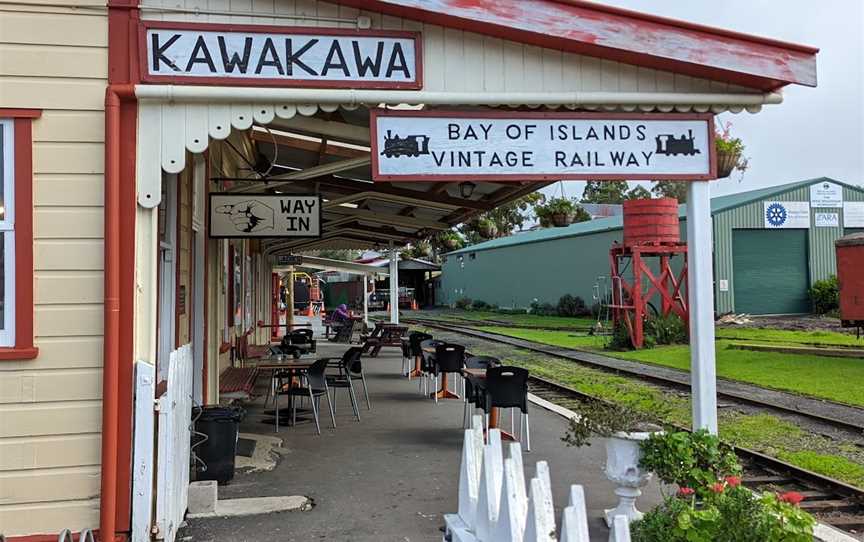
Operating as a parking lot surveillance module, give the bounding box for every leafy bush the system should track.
[639,430,741,494]
[556,294,589,317]
[494,307,528,315]
[645,313,688,345]
[809,275,839,315]
[471,299,494,311]
[633,430,814,542]
[529,299,557,316]
[454,297,473,310]
[608,321,635,350]
[561,398,664,448]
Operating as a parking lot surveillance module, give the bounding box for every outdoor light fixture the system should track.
[459,181,476,199]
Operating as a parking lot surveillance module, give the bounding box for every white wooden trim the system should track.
[0,119,16,347]
[131,360,156,542]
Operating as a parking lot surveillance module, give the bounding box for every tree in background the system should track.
[651,180,689,203]
[626,184,652,200]
[315,249,361,261]
[581,180,630,203]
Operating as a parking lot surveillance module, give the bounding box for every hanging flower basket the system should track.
[400,252,412,261]
[478,222,498,238]
[716,149,742,179]
[442,237,460,250]
[551,213,574,227]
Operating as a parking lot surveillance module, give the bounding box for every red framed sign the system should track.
[370,110,716,181]
[140,21,422,89]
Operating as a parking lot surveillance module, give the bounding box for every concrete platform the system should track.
[184,342,662,541]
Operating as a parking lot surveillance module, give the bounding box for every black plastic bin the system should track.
[192,406,245,484]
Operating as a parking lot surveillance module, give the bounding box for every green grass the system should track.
[472,325,864,407]
[477,326,608,349]
[714,327,862,347]
[427,309,596,328]
[776,451,864,488]
[615,342,864,407]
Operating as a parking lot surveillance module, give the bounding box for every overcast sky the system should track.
[546,0,864,202]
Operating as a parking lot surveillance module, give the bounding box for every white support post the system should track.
[362,274,369,326]
[686,181,718,434]
[389,241,399,324]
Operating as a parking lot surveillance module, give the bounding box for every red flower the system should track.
[677,487,695,497]
[779,491,804,506]
[710,482,725,494]
[724,476,742,488]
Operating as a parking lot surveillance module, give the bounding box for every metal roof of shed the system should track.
[447,177,864,255]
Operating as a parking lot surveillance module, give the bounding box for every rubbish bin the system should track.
[192,406,245,484]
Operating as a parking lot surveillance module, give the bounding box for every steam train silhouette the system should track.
[380,130,431,158]
[654,129,701,156]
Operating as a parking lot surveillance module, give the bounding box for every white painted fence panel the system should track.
[132,360,156,542]
[155,344,194,542]
[444,415,631,542]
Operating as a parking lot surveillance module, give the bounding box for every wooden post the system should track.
[687,181,718,434]
[389,241,399,324]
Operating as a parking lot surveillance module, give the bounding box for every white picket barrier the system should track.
[444,415,631,542]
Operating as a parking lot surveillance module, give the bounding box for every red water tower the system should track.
[835,233,864,330]
[609,198,689,348]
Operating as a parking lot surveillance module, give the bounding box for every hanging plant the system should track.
[437,231,464,251]
[476,217,498,239]
[535,197,579,227]
[715,121,750,179]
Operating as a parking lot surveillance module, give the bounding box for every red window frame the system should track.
[0,108,40,360]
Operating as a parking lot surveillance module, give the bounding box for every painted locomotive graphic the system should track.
[654,129,701,156]
[380,130,431,158]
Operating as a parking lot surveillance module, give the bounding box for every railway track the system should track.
[526,375,864,538]
[406,318,864,435]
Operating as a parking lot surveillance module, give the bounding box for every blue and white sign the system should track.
[815,212,839,228]
[764,201,810,229]
[810,181,843,208]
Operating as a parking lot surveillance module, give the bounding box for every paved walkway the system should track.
[184,343,662,542]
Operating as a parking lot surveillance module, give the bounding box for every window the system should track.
[0,120,17,347]
[0,110,38,360]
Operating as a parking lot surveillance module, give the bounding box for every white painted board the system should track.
[844,201,864,227]
[815,212,839,228]
[810,181,843,208]
[209,194,321,238]
[371,110,714,181]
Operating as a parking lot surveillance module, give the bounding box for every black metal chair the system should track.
[325,347,363,420]
[407,331,433,378]
[287,328,316,354]
[418,339,442,396]
[462,356,501,427]
[274,358,335,435]
[433,343,465,404]
[482,366,531,451]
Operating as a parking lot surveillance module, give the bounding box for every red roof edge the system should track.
[552,0,819,55]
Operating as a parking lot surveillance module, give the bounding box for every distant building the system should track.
[441,178,864,315]
[578,203,624,219]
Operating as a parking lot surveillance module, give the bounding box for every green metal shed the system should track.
[440,177,864,315]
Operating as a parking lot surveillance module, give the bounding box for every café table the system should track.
[422,343,459,400]
[462,367,517,441]
[258,355,316,427]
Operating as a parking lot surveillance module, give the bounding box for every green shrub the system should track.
[556,294,589,317]
[529,299,557,316]
[454,297,473,310]
[608,321,635,350]
[809,275,839,315]
[645,313,688,345]
[471,299,492,310]
[639,430,741,492]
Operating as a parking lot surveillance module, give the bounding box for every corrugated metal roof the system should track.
[448,177,864,256]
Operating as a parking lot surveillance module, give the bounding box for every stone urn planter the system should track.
[603,430,655,526]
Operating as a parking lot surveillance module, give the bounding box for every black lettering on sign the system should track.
[322,41,350,77]
[185,35,217,72]
[218,36,253,74]
[285,38,319,76]
[352,41,384,77]
[385,42,411,78]
[255,37,284,75]
[151,33,182,72]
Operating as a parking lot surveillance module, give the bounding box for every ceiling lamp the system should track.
[459,181,476,199]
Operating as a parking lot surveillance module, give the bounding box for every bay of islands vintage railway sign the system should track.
[371,110,715,181]
[209,194,321,238]
[141,21,421,88]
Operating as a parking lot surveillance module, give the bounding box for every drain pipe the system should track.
[101,84,134,542]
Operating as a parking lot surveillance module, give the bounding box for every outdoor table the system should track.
[462,367,517,442]
[422,343,460,400]
[260,356,317,427]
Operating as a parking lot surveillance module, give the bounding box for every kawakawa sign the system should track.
[141,21,421,88]
[371,110,716,181]
[209,194,321,239]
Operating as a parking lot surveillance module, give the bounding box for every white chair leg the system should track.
[434,375,439,403]
[275,391,279,433]
[525,412,531,452]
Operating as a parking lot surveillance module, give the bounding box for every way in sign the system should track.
[554,150,655,168]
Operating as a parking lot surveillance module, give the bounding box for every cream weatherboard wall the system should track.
[0,2,106,536]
